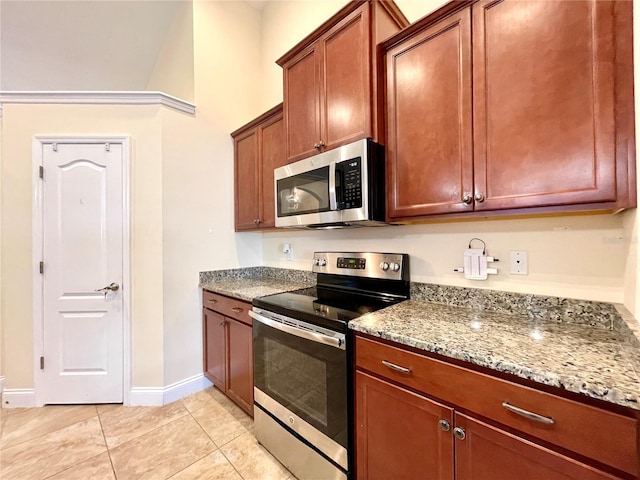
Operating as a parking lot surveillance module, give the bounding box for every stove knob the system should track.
[390,262,400,272]
[319,259,327,266]
[380,262,389,271]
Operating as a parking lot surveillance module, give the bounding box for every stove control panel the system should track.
[337,257,366,269]
[312,252,409,281]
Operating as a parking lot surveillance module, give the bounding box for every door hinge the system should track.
[39,261,44,274]
[39,165,44,179]
[40,356,44,369]
[105,142,110,152]
[52,142,57,152]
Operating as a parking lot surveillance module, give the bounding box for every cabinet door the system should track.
[472,0,616,211]
[355,370,454,480]
[234,128,260,230]
[322,4,371,151]
[283,45,321,162]
[386,9,473,219]
[454,413,623,480]
[203,309,227,391]
[226,316,254,417]
[259,112,284,228]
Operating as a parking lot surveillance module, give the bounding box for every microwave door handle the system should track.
[328,162,337,210]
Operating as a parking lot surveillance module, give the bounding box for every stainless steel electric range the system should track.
[249,252,410,480]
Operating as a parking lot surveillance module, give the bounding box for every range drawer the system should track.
[355,335,638,476]
[203,290,251,326]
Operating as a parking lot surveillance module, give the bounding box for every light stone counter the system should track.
[350,291,640,411]
[199,266,314,303]
[199,269,640,411]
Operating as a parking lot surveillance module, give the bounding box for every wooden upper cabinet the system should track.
[386,8,473,219]
[260,112,285,227]
[234,129,260,230]
[278,0,409,163]
[323,7,370,149]
[232,104,284,231]
[383,0,635,222]
[283,46,321,162]
[472,0,618,211]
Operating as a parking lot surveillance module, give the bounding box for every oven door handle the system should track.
[249,310,346,350]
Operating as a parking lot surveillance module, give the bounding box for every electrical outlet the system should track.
[510,251,528,275]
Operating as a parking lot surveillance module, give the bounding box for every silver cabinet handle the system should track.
[231,307,243,313]
[474,192,485,202]
[453,427,466,440]
[381,360,411,374]
[438,419,450,432]
[502,402,555,425]
[462,194,472,204]
[317,140,325,148]
[207,299,218,304]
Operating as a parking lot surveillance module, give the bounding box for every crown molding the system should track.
[0,91,196,116]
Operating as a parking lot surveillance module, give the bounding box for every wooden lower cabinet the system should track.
[225,317,253,414]
[355,335,633,479]
[203,309,226,388]
[202,290,253,416]
[455,413,622,480]
[356,371,453,480]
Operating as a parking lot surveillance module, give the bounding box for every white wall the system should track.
[624,0,640,318]
[0,104,166,390]
[0,0,265,393]
[146,1,195,102]
[258,0,634,305]
[161,0,263,386]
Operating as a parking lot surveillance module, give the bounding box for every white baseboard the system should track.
[1,374,212,409]
[2,388,38,408]
[129,374,212,407]
[163,373,213,405]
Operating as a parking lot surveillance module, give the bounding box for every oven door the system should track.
[250,308,348,470]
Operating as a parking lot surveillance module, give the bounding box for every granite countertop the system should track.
[350,296,640,411]
[199,266,314,303]
[199,267,640,411]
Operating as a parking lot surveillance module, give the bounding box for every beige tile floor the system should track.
[0,387,297,480]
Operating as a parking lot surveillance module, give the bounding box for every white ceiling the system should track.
[0,0,185,91]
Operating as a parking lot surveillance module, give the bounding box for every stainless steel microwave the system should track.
[274,139,387,228]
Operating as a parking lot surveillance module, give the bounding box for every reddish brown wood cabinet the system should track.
[278,0,408,163]
[384,0,635,221]
[356,370,454,480]
[354,334,638,479]
[202,290,253,416]
[231,104,284,231]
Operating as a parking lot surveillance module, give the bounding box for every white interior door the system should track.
[41,141,124,404]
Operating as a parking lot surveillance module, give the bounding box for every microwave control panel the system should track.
[338,158,362,209]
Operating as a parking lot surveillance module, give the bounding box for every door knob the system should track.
[95,282,120,294]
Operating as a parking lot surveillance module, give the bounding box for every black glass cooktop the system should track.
[252,286,403,333]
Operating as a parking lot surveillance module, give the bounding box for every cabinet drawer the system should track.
[203,290,251,326]
[355,335,638,475]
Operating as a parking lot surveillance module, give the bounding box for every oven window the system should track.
[254,319,347,448]
[264,338,328,427]
[277,166,330,217]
